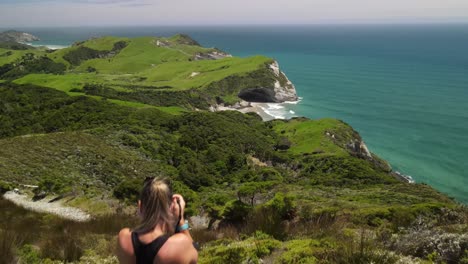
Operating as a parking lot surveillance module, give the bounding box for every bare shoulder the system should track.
[158,234,198,263]
[118,228,132,243]
[119,228,132,236]
[118,228,134,255]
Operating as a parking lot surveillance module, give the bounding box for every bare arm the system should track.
[172,194,194,242]
[117,228,135,264]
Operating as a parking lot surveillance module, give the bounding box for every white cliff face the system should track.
[269,62,281,76]
[269,61,298,102]
[19,32,39,42]
[0,30,40,43]
[360,141,373,159]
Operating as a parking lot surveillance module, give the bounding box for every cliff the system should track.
[0,30,40,43]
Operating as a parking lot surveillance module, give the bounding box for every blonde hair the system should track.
[134,177,175,234]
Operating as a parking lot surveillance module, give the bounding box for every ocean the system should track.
[3,25,468,203]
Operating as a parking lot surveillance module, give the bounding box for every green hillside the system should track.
[1,34,286,108]
[0,35,466,263]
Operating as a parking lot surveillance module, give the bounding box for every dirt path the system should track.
[3,191,91,222]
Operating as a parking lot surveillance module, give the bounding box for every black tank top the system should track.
[131,232,170,264]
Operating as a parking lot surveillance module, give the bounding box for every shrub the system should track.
[200,242,250,264]
[276,239,320,264]
[0,180,13,194]
[389,229,468,264]
[18,244,42,264]
[63,47,107,66]
[237,181,275,206]
[37,174,72,194]
[222,200,252,223]
[69,88,84,93]
[0,54,66,79]
[113,178,142,202]
[199,233,281,264]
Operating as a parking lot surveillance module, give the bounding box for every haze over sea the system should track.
[5,25,467,203]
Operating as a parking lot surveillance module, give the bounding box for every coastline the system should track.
[23,42,69,50]
[211,99,301,121]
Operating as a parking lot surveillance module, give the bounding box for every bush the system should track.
[276,239,320,264]
[63,47,107,66]
[222,200,252,223]
[237,181,275,206]
[199,233,281,264]
[18,244,42,264]
[0,180,13,194]
[37,174,72,194]
[69,88,84,93]
[0,54,66,79]
[113,178,142,202]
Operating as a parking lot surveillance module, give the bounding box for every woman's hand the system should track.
[172,194,185,225]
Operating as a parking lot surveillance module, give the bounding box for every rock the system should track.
[270,61,299,102]
[190,72,200,77]
[209,219,222,231]
[193,50,232,60]
[239,100,251,107]
[190,215,211,229]
[33,191,47,201]
[346,140,372,159]
[0,30,40,43]
[238,87,278,102]
[238,61,298,103]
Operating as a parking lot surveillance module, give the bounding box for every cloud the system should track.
[0,0,467,27]
[0,0,153,5]
[75,0,151,5]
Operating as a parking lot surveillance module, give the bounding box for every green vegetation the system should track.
[0,34,466,263]
[2,35,278,109]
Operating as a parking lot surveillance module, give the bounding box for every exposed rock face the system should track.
[237,61,298,103]
[0,30,40,43]
[346,140,373,159]
[238,87,277,102]
[193,50,232,60]
[270,61,298,102]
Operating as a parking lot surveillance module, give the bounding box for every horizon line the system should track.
[2,21,468,29]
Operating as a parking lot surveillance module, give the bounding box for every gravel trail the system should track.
[3,191,91,222]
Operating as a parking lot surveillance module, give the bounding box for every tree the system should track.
[237,181,276,206]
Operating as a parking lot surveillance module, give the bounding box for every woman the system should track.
[117,177,198,264]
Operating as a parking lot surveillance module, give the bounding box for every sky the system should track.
[0,0,468,27]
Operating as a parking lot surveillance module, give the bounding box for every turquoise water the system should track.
[3,25,468,203]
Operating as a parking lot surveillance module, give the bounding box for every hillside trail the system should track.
[3,191,91,222]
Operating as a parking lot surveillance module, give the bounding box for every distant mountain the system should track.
[0,30,40,43]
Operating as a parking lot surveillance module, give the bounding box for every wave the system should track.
[283,97,303,105]
[262,104,286,119]
[27,43,69,50]
[252,102,299,120]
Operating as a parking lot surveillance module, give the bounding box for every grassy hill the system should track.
[1,34,294,109]
[0,35,466,263]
